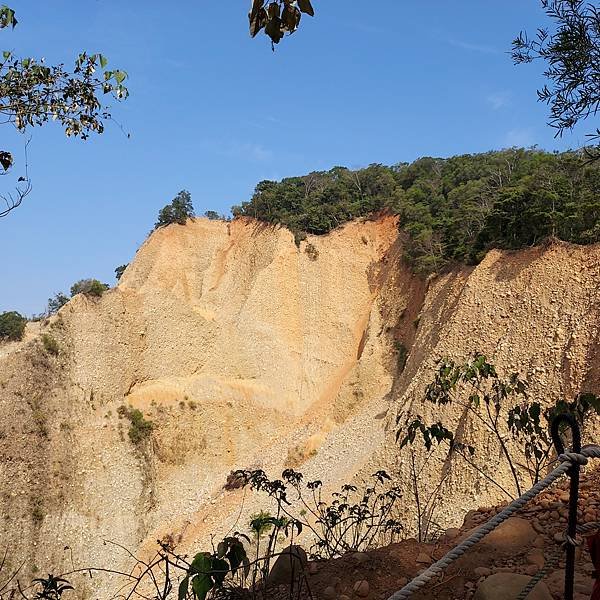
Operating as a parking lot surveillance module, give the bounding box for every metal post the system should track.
[550,413,582,600]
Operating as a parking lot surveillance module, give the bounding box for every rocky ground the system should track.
[286,466,600,600]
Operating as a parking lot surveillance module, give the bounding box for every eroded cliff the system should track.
[0,216,599,594]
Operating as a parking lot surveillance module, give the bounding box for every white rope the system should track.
[387,445,600,600]
[515,521,600,600]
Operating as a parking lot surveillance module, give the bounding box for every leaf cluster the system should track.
[0,8,128,217]
[178,537,250,600]
[397,354,600,499]
[249,0,314,48]
[237,468,403,559]
[513,1,600,158]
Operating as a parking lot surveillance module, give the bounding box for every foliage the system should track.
[232,149,600,273]
[32,575,73,600]
[238,468,404,559]
[249,510,275,539]
[155,190,195,230]
[0,310,26,341]
[70,279,108,298]
[203,211,222,221]
[41,334,59,356]
[46,292,69,315]
[0,8,128,217]
[114,264,128,281]
[513,0,600,159]
[117,405,154,445]
[396,354,600,500]
[249,0,314,48]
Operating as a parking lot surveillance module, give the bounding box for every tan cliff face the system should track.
[0,216,599,594]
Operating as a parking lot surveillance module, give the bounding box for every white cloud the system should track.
[201,140,273,162]
[486,91,512,110]
[504,128,535,148]
[448,39,499,55]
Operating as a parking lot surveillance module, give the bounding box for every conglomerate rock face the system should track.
[0,216,598,595]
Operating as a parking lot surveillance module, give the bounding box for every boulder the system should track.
[474,573,552,600]
[267,545,308,586]
[480,517,537,551]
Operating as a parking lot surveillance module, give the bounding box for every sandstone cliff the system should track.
[0,216,598,594]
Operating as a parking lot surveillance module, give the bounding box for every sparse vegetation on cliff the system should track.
[154,190,195,230]
[232,149,600,272]
[117,405,154,445]
[70,279,109,298]
[41,334,59,356]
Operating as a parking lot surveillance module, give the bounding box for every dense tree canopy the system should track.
[232,149,600,272]
[0,5,128,217]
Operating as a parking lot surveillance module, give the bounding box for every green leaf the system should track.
[178,576,189,600]
[226,543,246,575]
[191,553,212,575]
[114,70,127,84]
[211,558,229,586]
[191,575,213,600]
[99,54,108,68]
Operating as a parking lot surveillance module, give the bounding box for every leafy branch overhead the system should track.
[249,0,314,47]
[513,0,600,158]
[0,5,129,217]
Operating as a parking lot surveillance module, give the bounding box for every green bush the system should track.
[117,405,154,445]
[70,279,109,298]
[41,334,59,356]
[154,190,194,230]
[0,311,27,341]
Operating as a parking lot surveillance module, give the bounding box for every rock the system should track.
[416,552,431,564]
[396,577,408,587]
[353,552,369,564]
[353,580,370,597]
[480,517,537,552]
[267,545,308,586]
[526,549,545,569]
[444,527,461,540]
[309,562,319,574]
[473,573,552,600]
[322,586,336,600]
[544,570,593,596]
[474,567,492,578]
[339,595,351,600]
[532,520,545,534]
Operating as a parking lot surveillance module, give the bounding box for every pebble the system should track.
[353,580,370,598]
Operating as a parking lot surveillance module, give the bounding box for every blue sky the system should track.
[0,1,592,315]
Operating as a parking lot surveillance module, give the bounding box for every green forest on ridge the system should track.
[232,149,600,272]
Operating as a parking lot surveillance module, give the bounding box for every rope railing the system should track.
[515,521,600,600]
[386,416,600,600]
